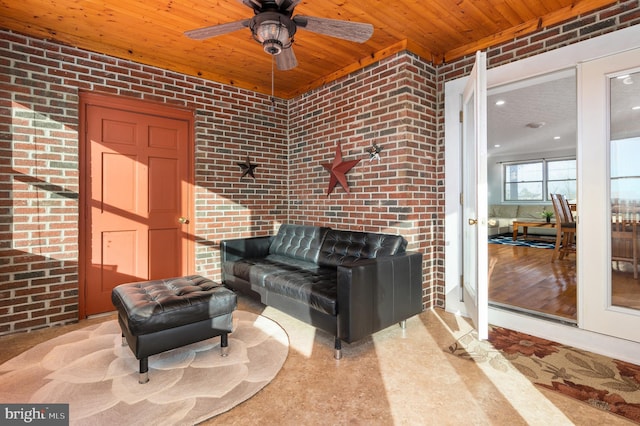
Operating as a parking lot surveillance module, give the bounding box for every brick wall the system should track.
[0,31,288,334]
[288,52,440,307]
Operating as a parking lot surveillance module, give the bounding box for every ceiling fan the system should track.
[184,0,374,71]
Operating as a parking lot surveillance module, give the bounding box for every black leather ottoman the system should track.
[111,275,237,383]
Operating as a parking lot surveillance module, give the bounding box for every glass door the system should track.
[486,69,577,323]
[610,70,640,310]
[461,51,489,340]
[581,48,640,342]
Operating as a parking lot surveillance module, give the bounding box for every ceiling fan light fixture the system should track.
[250,12,296,57]
[255,20,290,55]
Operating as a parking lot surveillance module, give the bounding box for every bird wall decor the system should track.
[366,144,383,162]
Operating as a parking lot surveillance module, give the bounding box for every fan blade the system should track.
[242,0,296,13]
[241,0,262,10]
[276,46,298,70]
[184,19,250,40]
[293,15,373,43]
[284,0,301,12]
[270,0,299,11]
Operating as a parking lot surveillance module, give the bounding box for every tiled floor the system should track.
[1,295,635,425]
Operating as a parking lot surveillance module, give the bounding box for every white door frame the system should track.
[444,25,640,364]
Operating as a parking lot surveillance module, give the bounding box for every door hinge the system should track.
[459,110,463,123]
[460,192,464,205]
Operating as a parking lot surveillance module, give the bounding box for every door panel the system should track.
[149,228,179,279]
[149,125,179,149]
[102,230,138,284]
[580,48,640,342]
[462,51,489,340]
[102,119,136,146]
[102,153,137,210]
[149,157,178,210]
[84,100,192,315]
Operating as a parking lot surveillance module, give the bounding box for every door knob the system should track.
[178,217,190,224]
[468,218,478,225]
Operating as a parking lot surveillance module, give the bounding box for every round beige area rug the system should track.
[0,311,289,425]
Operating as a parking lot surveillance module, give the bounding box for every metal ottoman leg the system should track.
[220,332,229,357]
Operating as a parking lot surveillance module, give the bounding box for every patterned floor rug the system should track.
[447,327,640,423]
[489,234,555,249]
[0,310,289,425]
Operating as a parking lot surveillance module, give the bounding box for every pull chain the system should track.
[270,55,275,112]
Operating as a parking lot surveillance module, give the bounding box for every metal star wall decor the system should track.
[237,156,258,180]
[321,141,360,195]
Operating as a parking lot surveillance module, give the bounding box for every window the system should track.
[503,158,576,201]
[504,162,543,201]
[547,159,576,200]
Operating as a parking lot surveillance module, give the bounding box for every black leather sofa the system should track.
[220,224,423,358]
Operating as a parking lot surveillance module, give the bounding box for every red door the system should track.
[82,96,193,315]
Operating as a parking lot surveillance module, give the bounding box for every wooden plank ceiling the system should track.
[0,0,620,98]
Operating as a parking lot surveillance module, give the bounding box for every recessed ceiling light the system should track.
[495,100,505,106]
[632,106,640,110]
[494,144,501,148]
[554,136,561,140]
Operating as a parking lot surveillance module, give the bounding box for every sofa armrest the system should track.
[336,251,423,343]
[220,236,274,262]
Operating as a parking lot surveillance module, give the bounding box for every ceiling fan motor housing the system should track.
[250,12,296,55]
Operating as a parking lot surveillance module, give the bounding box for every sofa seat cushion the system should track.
[223,255,338,316]
[262,266,337,316]
[318,230,407,267]
[223,254,317,285]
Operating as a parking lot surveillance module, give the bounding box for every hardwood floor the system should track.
[612,267,640,310]
[488,242,577,321]
[489,241,640,321]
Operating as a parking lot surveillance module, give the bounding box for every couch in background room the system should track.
[488,204,555,236]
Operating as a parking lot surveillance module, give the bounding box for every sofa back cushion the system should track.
[269,224,330,263]
[317,229,407,267]
[516,204,549,220]
[489,204,518,218]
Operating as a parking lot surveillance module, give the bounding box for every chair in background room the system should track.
[611,211,638,279]
[550,193,576,262]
